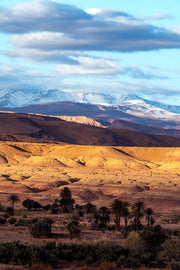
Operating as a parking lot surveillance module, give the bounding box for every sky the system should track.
[0,0,180,105]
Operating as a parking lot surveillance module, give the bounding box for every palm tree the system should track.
[8,194,20,210]
[131,201,145,230]
[59,187,74,213]
[111,199,123,230]
[84,202,97,214]
[98,206,110,233]
[145,207,154,226]
[122,201,130,227]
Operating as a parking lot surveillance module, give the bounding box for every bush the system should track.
[3,213,9,219]
[173,230,180,238]
[169,211,180,224]
[0,241,129,267]
[29,219,52,238]
[125,231,144,256]
[121,225,134,238]
[140,225,167,253]
[0,202,5,211]
[8,217,17,225]
[66,216,80,239]
[23,198,42,211]
[117,255,126,266]
[42,204,51,211]
[125,257,140,267]
[0,216,6,224]
[48,203,58,214]
[156,239,180,268]
[171,261,180,270]
[0,241,30,265]
[140,252,153,265]
[5,207,14,216]
[28,262,53,270]
[15,218,30,227]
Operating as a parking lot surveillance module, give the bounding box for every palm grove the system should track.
[0,187,179,269]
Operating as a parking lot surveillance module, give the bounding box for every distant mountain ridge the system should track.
[0,88,180,116]
[2,101,180,130]
[1,88,180,140]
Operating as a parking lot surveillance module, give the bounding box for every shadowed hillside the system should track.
[0,112,180,146]
[2,101,180,129]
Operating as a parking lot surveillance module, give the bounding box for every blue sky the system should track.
[0,0,180,105]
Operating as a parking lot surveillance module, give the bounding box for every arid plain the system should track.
[0,142,179,217]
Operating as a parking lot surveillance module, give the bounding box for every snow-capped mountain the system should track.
[0,88,180,120]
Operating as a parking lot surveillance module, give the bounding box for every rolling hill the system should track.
[2,101,180,130]
[0,111,180,146]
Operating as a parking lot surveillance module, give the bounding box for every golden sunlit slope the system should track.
[0,142,179,215]
[0,142,179,169]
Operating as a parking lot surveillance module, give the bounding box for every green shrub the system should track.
[66,216,80,239]
[8,217,17,225]
[3,213,9,219]
[173,230,180,238]
[117,255,126,266]
[140,252,153,265]
[48,203,58,214]
[0,241,129,267]
[121,225,134,238]
[125,257,140,267]
[23,198,42,211]
[28,262,53,270]
[140,225,167,253]
[5,207,14,217]
[156,239,180,268]
[0,241,30,265]
[29,220,52,238]
[171,261,180,270]
[15,218,30,227]
[0,202,5,211]
[125,231,144,256]
[85,255,94,265]
[0,216,6,224]
[165,228,172,235]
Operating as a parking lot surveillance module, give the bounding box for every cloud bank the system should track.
[0,0,180,52]
[0,0,179,104]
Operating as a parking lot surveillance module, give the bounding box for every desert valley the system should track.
[0,142,179,216]
[0,106,179,269]
[1,0,180,268]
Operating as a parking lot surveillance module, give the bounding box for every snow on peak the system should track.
[0,88,180,118]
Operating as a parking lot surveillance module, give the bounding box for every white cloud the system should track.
[86,8,100,15]
[56,56,122,76]
[0,0,180,52]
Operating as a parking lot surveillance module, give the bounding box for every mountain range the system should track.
[1,88,180,116]
[0,88,180,145]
